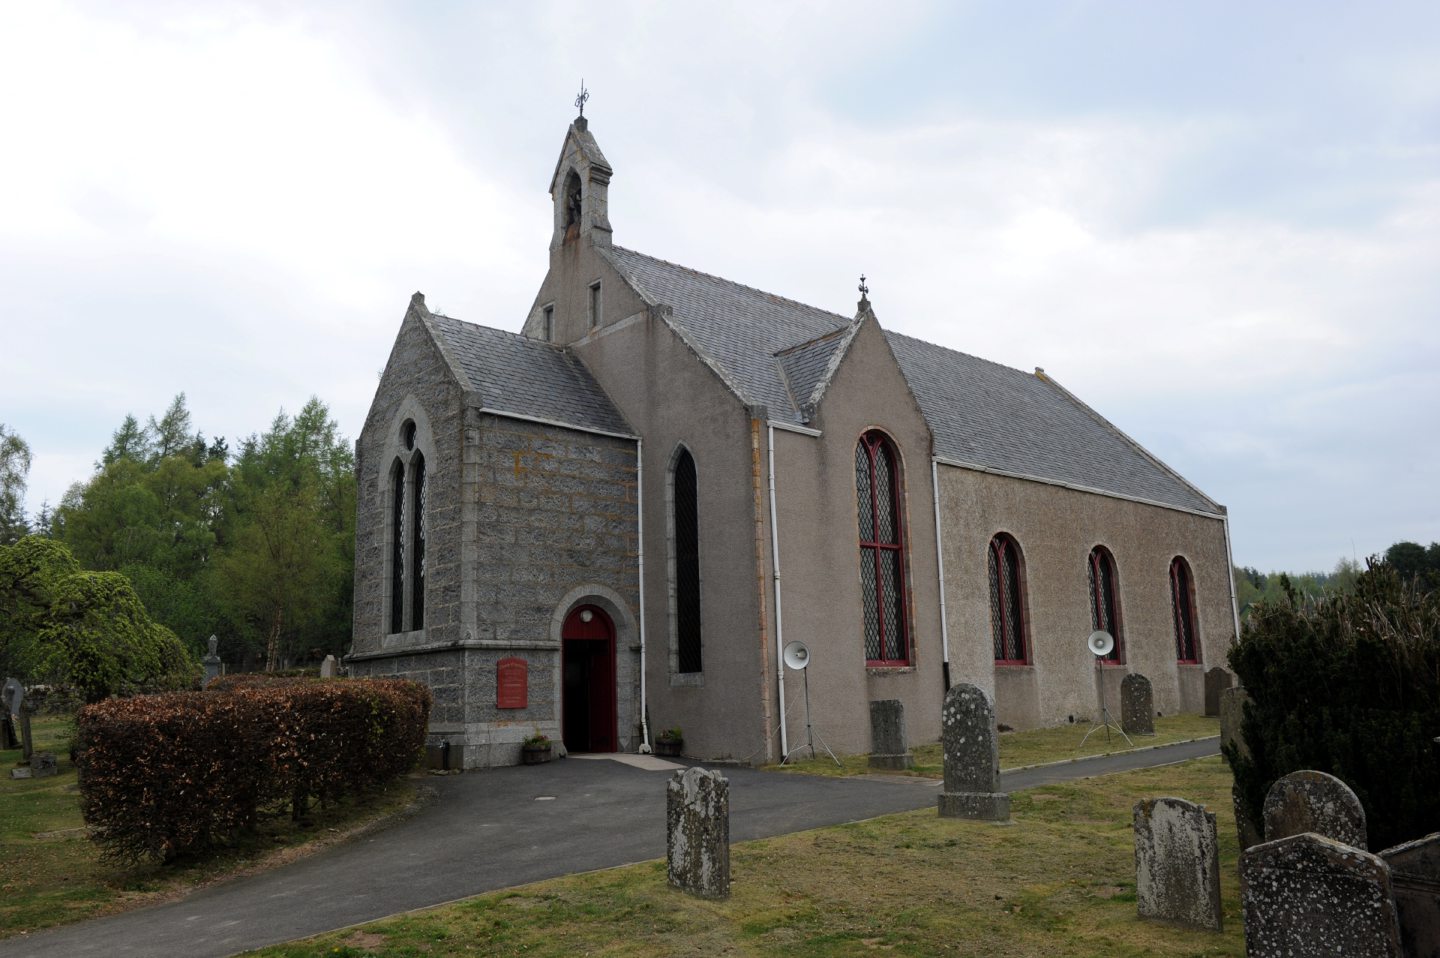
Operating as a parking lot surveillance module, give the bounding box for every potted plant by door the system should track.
[521,731,553,765]
[655,727,684,757]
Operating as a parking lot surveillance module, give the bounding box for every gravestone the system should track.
[667,767,730,899]
[29,751,57,778]
[1240,832,1401,957]
[1133,797,1223,931]
[1120,673,1155,736]
[1378,832,1440,957]
[320,655,338,679]
[201,635,222,688]
[937,683,1009,821]
[1219,687,1251,762]
[868,699,913,771]
[1203,668,1232,717]
[1,678,20,751]
[1233,783,1264,852]
[1263,769,1367,849]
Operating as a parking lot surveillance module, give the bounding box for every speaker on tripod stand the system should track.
[782,640,841,767]
[1078,630,1133,750]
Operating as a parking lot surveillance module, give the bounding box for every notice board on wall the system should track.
[497,657,527,709]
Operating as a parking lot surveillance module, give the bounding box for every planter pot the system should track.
[655,739,684,757]
[521,744,553,765]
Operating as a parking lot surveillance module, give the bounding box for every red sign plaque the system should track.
[496,657,527,709]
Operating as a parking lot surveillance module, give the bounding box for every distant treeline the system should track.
[1235,541,1440,618]
[28,395,354,671]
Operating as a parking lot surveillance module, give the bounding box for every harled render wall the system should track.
[935,466,1237,731]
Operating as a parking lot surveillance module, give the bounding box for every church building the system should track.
[347,114,1240,768]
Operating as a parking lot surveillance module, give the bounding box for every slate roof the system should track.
[424,312,633,437]
[603,245,1218,515]
[884,332,1219,514]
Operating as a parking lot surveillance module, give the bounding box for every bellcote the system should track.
[549,116,613,249]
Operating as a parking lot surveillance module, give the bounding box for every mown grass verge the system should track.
[1,715,420,939]
[773,712,1219,779]
[247,755,1242,957]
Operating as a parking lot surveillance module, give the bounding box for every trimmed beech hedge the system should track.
[77,679,431,863]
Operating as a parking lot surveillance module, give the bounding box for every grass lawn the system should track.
[248,754,1243,958]
[0,714,420,939]
[774,712,1220,779]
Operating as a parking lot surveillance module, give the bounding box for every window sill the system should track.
[994,661,1033,669]
[866,665,915,675]
[669,672,704,688]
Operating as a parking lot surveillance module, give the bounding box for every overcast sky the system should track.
[2,2,1436,572]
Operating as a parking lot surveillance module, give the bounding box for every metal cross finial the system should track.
[575,80,590,117]
[859,274,869,298]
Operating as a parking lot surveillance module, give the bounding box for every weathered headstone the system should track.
[1219,687,1250,761]
[1203,667,1232,717]
[1378,832,1440,957]
[1133,797,1223,931]
[1263,769,1367,849]
[667,767,730,899]
[868,699,913,770]
[1240,832,1401,957]
[29,751,57,778]
[201,635,222,688]
[1233,783,1264,852]
[937,683,1009,821]
[1120,672,1155,736]
[320,655,338,679]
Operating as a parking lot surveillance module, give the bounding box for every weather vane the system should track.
[575,79,590,117]
[859,274,869,298]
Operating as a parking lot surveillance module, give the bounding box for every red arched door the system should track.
[561,605,617,753]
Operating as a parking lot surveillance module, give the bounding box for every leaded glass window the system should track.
[1170,556,1199,663]
[390,458,405,634]
[1087,546,1123,663]
[989,534,1028,663]
[674,449,702,673]
[410,452,426,631]
[856,431,909,665]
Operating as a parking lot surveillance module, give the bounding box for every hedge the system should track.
[1225,563,1440,852]
[77,678,431,863]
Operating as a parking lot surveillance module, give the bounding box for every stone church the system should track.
[347,114,1239,768]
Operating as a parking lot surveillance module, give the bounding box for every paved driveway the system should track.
[0,738,1219,958]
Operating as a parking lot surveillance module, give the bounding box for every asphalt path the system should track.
[0,737,1219,958]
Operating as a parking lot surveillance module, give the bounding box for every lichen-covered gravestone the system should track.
[1218,687,1250,761]
[320,654,338,679]
[667,767,730,899]
[1378,831,1440,957]
[937,683,1009,821]
[868,699,913,771]
[1203,667,1232,717]
[1120,673,1154,736]
[1133,797,1223,931]
[1263,769,1368,850]
[1240,832,1401,957]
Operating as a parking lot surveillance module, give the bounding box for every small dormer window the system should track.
[564,170,582,229]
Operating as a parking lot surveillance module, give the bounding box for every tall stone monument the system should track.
[667,767,730,900]
[1240,832,1401,957]
[201,635,222,688]
[1133,797,1223,931]
[1120,672,1154,736]
[937,683,1009,822]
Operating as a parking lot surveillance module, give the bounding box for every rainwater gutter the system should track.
[931,458,951,690]
[636,438,651,753]
[1222,511,1241,647]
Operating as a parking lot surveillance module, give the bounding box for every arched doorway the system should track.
[562,605,617,753]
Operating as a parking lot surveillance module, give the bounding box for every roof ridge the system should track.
[773,323,852,358]
[611,244,851,325]
[428,311,571,354]
[883,328,1032,380]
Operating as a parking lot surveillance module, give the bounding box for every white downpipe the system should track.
[767,424,789,760]
[1222,511,1241,645]
[931,459,950,684]
[636,438,651,752]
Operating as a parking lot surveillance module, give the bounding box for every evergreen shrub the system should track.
[77,679,431,862]
[1225,563,1440,851]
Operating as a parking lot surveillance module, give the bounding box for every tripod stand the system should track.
[1078,658,1133,750]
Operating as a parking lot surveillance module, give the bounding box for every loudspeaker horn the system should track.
[782,640,811,670]
[1087,630,1115,657]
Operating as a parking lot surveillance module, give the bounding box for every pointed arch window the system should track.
[1170,556,1200,663]
[388,420,428,635]
[989,534,1029,664]
[673,448,702,673]
[1087,546,1124,663]
[856,431,910,666]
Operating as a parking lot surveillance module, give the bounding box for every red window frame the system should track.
[1087,545,1125,664]
[856,431,911,666]
[1169,556,1200,664]
[989,533,1029,665]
